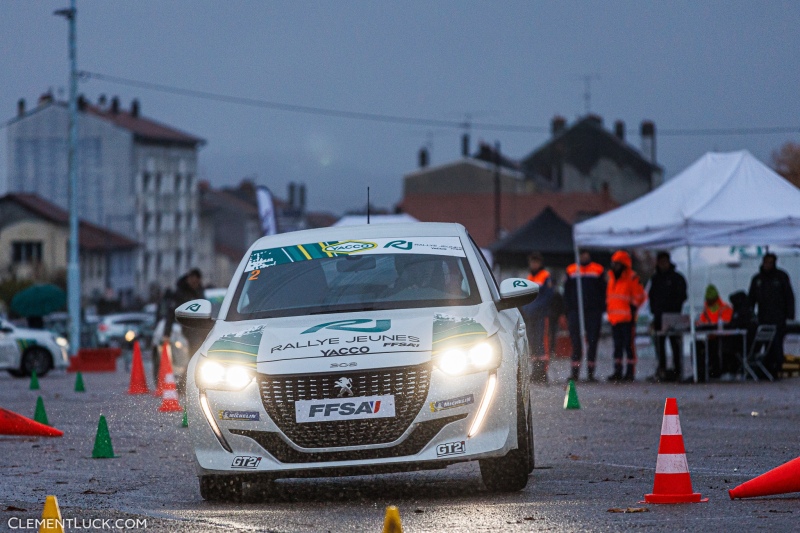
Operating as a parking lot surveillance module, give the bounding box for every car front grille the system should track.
[258,363,432,448]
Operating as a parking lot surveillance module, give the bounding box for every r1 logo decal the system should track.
[436,441,466,457]
[231,456,262,469]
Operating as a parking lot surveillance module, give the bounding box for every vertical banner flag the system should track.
[256,186,278,236]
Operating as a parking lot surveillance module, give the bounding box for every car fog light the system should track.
[124,330,136,343]
[439,349,468,375]
[468,342,494,368]
[468,373,498,438]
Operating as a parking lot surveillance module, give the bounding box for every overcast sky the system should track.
[1,1,799,215]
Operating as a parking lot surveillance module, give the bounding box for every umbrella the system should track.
[10,284,67,317]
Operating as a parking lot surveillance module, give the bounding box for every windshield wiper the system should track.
[309,306,376,315]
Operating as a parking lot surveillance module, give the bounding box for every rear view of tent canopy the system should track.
[574,151,800,249]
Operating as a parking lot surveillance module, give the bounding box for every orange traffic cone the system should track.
[158,355,182,412]
[643,398,707,504]
[153,342,171,397]
[0,408,64,437]
[729,456,800,499]
[127,341,149,395]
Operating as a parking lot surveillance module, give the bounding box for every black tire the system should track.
[199,475,243,502]
[479,382,532,492]
[21,347,52,377]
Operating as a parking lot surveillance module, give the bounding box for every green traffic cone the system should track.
[33,396,50,426]
[563,380,581,410]
[181,408,188,428]
[74,372,85,392]
[29,370,40,390]
[92,415,115,459]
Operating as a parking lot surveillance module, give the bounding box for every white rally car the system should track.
[0,319,69,377]
[178,223,538,500]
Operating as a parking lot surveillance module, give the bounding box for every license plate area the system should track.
[295,395,396,423]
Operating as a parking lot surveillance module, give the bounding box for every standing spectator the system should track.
[647,251,688,382]
[563,250,605,382]
[522,252,553,383]
[606,250,647,382]
[156,269,205,379]
[748,253,795,378]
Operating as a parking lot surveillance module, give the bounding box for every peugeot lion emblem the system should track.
[335,377,354,397]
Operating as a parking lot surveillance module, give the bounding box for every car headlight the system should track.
[55,336,69,348]
[196,358,255,391]
[433,337,501,376]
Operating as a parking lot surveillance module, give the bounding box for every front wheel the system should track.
[21,348,52,377]
[479,387,532,492]
[199,475,243,502]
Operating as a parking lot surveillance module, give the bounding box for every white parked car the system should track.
[96,312,155,347]
[179,223,539,500]
[0,319,69,377]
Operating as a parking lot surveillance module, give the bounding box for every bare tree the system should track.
[772,141,800,188]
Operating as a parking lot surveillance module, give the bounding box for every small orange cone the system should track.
[0,408,63,437]
[127,340,149,394]
[729,456,800,499]
[643,398,707,504]
[382,505,403,533]
[153,342,171,397]
[158,355,182,412]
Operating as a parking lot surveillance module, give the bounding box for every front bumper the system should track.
[187,354,518,477]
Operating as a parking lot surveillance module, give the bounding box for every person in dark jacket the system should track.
[647,251,687,382]
[522,252,553,383]
[563,250,605,382]
[748,253,795,378]
[155,269,205,379]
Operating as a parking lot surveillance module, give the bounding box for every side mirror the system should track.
[496,278,539,311]
[175,299,215,332]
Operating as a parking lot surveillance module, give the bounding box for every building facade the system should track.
[6,94,206,300]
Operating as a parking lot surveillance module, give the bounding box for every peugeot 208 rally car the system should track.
[178,223,538,501]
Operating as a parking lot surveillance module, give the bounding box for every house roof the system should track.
[9,99,205,147]
[0,193,139,251]
[489,206,574,254]
[521,115,661,182]
[400,190,617,248]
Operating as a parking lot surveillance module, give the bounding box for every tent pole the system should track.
[687,244,697,383]
[574,243,587,374]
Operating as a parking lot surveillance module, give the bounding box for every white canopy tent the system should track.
[572,150,800,381]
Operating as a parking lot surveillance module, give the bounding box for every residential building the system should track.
[5,93,206,299]
[0,193,138,304]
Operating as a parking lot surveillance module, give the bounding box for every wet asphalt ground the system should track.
[1,344,798,532]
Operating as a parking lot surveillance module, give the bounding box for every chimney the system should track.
[461,133,470,157]
[110,96,120,114]
[418,147,429,168]
[288,182,296,209]
[614,120,625,141]
[98,94,107,108]
[17,98,25,117]
[77,94,88,111]
[640,120,656,163]
[551,115,567,136]
[38,91,54,106]
[131,99,140,118]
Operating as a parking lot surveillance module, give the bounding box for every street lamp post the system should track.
[55,0,80,355]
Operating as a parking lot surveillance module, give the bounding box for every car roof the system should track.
[248,222,469,252]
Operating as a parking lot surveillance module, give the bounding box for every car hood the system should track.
[200,302,501,375]
[12,326,55,341]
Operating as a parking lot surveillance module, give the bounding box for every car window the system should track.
[228,237,481,320]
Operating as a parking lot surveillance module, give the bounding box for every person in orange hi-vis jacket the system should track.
[606,250,647,382]
[522,252,554,383]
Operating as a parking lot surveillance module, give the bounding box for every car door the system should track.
[0,322,21,368]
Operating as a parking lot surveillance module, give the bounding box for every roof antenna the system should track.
[367,187,370,224]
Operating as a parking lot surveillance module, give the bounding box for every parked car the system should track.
[97,312,155,348]
[0,318,69,377]
[179,222,539,501]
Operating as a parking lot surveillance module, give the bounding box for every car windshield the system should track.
[227,238,481,320]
